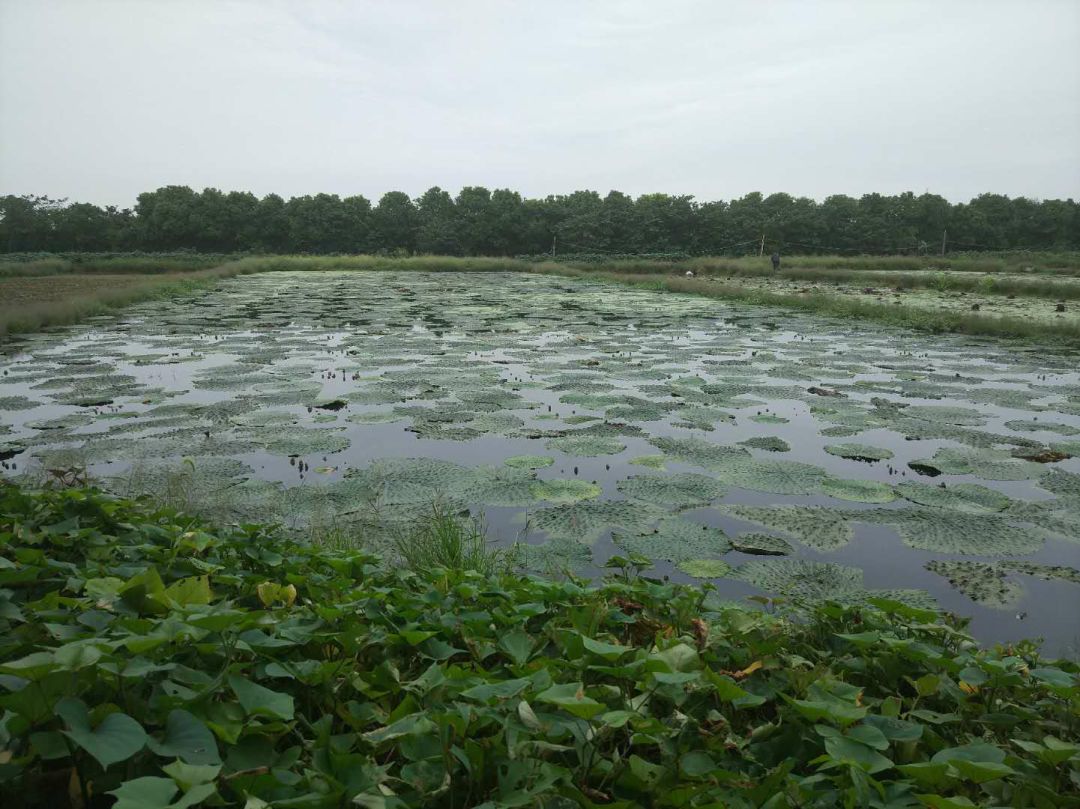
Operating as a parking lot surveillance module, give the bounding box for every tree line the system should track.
[2,186,1077,256]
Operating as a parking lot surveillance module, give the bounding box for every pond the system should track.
[2,271,1079,654]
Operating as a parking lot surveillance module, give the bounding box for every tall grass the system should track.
[0,263,256,338]
[538,267,1080,342]
[211,254,534,275]
[4,251,1080,343]
[656,265,1080,299]
[393,507,514,575]
[0,252,233,277]
[571,251,1080,276]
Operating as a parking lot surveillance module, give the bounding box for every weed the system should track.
[393,506,514,575]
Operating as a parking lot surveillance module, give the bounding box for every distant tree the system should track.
[2,185,1077,256]
[135,186,201,250]
[455,186,495,255]
[254,194,290,252]
[415,187,461,255]
[369,191,418,252]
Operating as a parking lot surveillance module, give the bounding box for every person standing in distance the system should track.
[771,251,781,271]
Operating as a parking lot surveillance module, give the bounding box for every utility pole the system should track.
[551,235,557,259]
[759,234,765,256]
[941,229,947,256]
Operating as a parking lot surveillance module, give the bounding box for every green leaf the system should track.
[161,760,222,790]
[460,678,532,702]
[498,630,534,666]
[227,674,295,721]
[680,750,716,777]
[948,759,1015,783]
[581,636,632,661]
[363,713,437,744]
[791,698,866,727]
[862,714,923,742]
[914,794,977,808]
[56,697,147,769]
[536,683,605,719]
[163,575,212,607]
[147,709,221,765]
[931,742,1006,765]
[1029,667,1075,688]
[823,736,894,774]
[846,724,889,751]
[108,776,216,809]
[898,762,953,788]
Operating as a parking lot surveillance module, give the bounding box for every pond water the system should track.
[2,271,1079,654]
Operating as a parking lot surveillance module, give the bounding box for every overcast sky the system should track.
[1,0,1077,208]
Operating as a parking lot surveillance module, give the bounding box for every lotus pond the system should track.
[2,271,1079,652]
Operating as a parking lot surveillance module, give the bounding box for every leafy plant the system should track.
[0,483,1078,807]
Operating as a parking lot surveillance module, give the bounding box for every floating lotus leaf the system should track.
[254,427,350,457]
[821,477,896,503]
[25,413,94,430]
[907,447,1041,481]
[606,404,671,422]
[1049,440,1080,456]
[1005,419,1080,436]
[349,458,469,504]
[924,560,1023,608]
[648,436,750,469]
[628,455,667,470]
[545,435,626,457]
[1001,560,1080,584]
[714,458,832,496]
[750,414,789,424]
[346,410,405,424]
[863,509,1043,556]
[731,532,793,556]
[1038,469,1080,499]
[231,410,300,427]
[563,415,601,425]
[109,457,254,501]
[450,466,541,507]
[677,559,733,579]
[533,500,662,543]
[895,481,1013,514]
[611,517,731,562]
[824,443,894,461]
[530,479,602,504]
[616,473,726,509]
[504,455,555,469]
[468,413,527,435]
[904,405,987,426]
[820,426,863,437]
[345,388,410,405]
[733,559,864,600]
[1003,500,1080,542]
[835,588,938,611]
[739,436,790,452]
[720,505,853,551]
[514,538,593,573]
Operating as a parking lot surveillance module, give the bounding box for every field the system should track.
[3,269,1079,656]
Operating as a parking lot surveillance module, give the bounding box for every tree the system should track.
[369,192,418,252]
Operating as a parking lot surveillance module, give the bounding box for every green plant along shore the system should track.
[1,484,1078,807]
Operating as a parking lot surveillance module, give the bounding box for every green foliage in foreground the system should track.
[0,484,1078,808]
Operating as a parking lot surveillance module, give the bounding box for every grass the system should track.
[0,252,234,277]
[392,506,515,575]
[540,267,1080,341]
[2,481,1077,807]
[558,251,1080,276]
[0,263,256,338]
[4,251,1080,343]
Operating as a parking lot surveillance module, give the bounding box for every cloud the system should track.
[1,0,1077,206]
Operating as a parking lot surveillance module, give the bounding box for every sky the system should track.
[1,0,1078,208]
